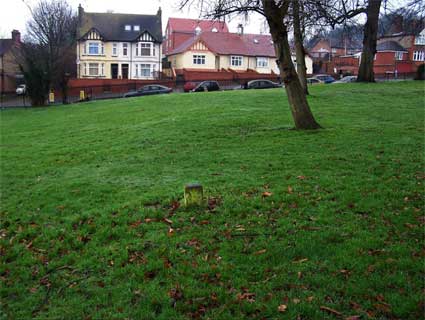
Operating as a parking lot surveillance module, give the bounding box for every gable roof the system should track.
[78,11,162,42]
[168,32,276,57]
[377,40,407,52]
[0,39,14,55]
[168,18,228,33]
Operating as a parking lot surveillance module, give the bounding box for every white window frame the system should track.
[140,64,151,77]
[125,25,131,31]
[413,51,424,61]
[230,56,243,67]
[134,25,140,32]
[138,42,151,56]
[88,42,100,55]
[123,43,129,56]
[256,57,268,68]
[88,63,99,76]
[414,35,425,45]
[193,55,206,65]
[112,43,118,56]
[395,51,404,60]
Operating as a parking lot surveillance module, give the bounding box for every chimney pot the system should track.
[11,30,20,43]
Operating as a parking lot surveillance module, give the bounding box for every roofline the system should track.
[83,11,161,18]
[377,49,408,52]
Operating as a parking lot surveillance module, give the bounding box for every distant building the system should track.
[0,30,22,94]
[166,28,313,75]
[334,28,425,76]
[164,18,229,55]
[76,5,163,80]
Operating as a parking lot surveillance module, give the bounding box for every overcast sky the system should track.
[0,0,267,38]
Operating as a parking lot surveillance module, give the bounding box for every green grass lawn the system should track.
[1,81,424,319]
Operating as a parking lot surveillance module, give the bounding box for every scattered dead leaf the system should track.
[278,304,288,313]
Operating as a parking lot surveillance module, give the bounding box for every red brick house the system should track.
[163,18,229,55]
[0,30,22,94]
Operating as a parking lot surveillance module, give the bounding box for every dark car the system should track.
[244,79,281,89]
[192,81,220,92]
[123,85,172,98]
[313,74,335,84]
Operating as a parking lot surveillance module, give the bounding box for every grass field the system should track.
[1,81,424,319]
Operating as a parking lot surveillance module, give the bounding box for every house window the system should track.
[140,64,151,77]
[134,25,140,31]
[413,51,425,61]
[135,64,139,77]
[415,35,425,45]
[125,25,131,31]
[395,51,404,60]
[112,43,118,56]
[193,55,205,65]
[88,42,99,55]
[89,63,99,76]
[231,56,243,67]
[123,43,128,56]
[140,43,151,56]
[257,57,268,68]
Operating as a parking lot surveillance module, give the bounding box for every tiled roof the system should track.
[78,11,162,42]
[168,32,276,57]
[377,41,407,51]
[168,18,228,33]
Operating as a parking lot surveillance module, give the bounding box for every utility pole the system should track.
[1,54,4,108]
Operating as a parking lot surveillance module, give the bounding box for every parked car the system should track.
[191,81,220,92]
[123,85,172,98]
[184,82,198,92]
[306,78,322,85]
[16,84,26,95]
[244,79,281,89]
[333,75,357,83]
[312,74,336,84]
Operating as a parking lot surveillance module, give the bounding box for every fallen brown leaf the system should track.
[262,191,273,198]
[254,249,267,255]
[278,304,287,313]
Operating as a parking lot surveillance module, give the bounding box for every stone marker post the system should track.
[184,183,203,207]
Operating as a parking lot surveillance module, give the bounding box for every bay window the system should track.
[140,64,151,77]
[83,63,104,77]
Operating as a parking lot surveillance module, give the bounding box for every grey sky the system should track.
[0,0,267,38]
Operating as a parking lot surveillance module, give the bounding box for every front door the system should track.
[121,64,129,79]
[111,64,118,79]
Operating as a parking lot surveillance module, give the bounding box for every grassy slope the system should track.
[1,82,424,319]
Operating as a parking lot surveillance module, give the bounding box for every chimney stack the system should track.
[11,30,21,43]
[237,24,244,35]
[78,4,84,21]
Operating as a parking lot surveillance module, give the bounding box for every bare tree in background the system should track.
[180,0,321,130]
[20,0,77,105]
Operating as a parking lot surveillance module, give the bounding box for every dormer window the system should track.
[195,26,201,35]
[253,39,259,44]
[134,25,140,31]
[212,27,218,33]
[125,25,131,31]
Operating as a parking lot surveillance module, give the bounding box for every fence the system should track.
[0,72,419,108]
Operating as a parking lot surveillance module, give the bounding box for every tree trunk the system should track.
[262,1,320,130]
[292,0,309,95]
[357,0,382,82]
